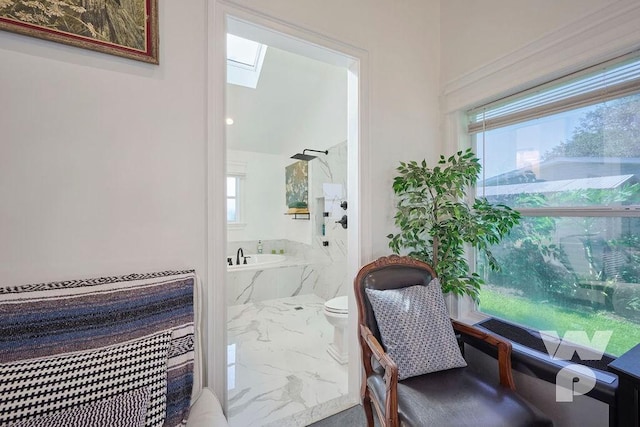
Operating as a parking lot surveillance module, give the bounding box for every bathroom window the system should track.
[227,175,241,223]
[227,161,247,228]
[468,52,640,356]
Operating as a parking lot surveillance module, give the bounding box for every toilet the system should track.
[323,296,349,364]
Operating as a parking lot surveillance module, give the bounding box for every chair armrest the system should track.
[452,320,516,390]
[359,324,399,426]
[360,325,396,375]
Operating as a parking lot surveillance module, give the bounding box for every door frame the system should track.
[206,0,372,417]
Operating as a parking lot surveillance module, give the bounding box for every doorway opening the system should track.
[215,11,366,427]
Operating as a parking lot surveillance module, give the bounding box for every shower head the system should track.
[291,153,317,161]
[290,149,328,161]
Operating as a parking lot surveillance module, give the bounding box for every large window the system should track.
[469,53,640,356]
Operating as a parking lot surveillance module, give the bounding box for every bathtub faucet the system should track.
[236,247,244,266]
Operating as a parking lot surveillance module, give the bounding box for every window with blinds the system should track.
[468,51,640,356]
[468,51,640,135]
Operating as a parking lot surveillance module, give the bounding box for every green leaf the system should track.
[387,149,519,299]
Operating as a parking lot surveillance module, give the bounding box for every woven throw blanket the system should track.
[0,270,196,427]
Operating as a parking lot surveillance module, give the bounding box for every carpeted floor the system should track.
[308,405,380,427]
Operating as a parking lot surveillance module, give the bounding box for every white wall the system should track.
[226,150,288,242]
[226,47,348,157]
[0,1,208,284]
[440,0,639,114]
[0,2,441,277]
[440,0,616,87]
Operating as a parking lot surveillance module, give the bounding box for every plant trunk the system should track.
[432,236,439,270]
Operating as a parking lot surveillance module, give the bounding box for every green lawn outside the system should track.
[479,287,640,356]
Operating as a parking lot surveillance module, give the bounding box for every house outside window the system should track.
[468,52,640,356]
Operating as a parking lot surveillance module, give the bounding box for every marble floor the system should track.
[227,294,350,427]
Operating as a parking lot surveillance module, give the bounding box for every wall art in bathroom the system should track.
[285,160,309,212]
[0,0,158,64]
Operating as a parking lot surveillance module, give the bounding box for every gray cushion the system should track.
[367,368,553,427]
[365,278,467,380]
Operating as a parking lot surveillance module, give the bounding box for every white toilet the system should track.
[323,296,349,364]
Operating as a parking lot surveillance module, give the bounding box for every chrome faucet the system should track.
[236,247,244,266]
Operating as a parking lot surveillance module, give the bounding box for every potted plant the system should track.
[387,149,520,300]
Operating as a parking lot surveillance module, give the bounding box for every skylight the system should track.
[227,34,267,89]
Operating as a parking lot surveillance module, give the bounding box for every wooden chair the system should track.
[354,255,553,427]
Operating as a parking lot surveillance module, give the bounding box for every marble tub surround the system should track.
[226,238,346,305]
[226,262,323,305]
[227,295,350,427]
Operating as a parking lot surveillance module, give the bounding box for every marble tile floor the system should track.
[227,294,350,427]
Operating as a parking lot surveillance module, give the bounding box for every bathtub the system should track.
[227,253,286,271]
[226,254,321,305]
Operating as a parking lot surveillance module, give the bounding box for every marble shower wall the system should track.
[309,140,348,301]
[225,140,348,305]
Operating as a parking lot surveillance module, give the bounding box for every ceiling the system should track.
[225,45,348,156]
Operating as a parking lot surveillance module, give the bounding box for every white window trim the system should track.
[442,1,640,323]
[227,222,246,230]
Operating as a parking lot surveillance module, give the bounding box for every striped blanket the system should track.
[0,270,196,427]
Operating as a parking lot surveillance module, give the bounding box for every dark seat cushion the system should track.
[367,368,553,427]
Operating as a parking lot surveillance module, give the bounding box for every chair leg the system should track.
[362,389,375,427]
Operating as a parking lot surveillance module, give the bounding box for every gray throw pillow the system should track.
[365,278,467,380]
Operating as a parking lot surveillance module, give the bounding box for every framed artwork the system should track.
[285,161,309,211]
[0,0,158,64]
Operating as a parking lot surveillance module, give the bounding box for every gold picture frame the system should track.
[0,0,158,64]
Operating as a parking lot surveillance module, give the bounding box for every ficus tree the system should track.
[387,149,520,301]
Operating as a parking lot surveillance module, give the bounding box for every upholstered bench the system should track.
[0,270,228,427]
